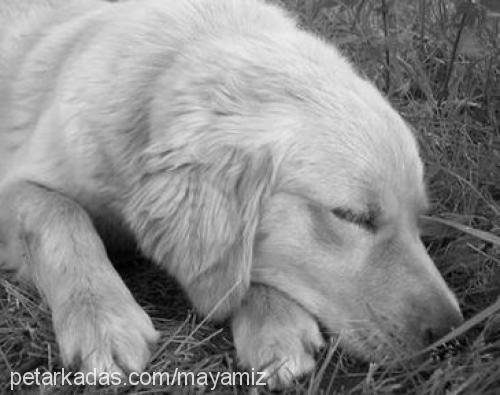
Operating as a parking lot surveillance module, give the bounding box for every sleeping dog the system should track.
[0,0,463,387]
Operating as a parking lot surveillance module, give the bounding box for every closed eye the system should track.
[331,207,377,231]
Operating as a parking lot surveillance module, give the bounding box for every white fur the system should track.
[0,0,462,386]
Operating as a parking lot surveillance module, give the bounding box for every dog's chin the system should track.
[320,321,426,366]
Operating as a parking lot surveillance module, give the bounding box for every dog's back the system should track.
[0,0,105,178]
[0,0,296,185]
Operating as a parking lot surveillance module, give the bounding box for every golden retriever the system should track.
[0,0,463,388]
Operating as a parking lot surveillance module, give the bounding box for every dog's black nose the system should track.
[421,308,464,346]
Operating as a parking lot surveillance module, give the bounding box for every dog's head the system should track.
[246,53,463,360]
[131,24,463,362]
[252,97,463,359]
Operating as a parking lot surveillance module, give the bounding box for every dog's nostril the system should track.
[423,326,448,346]
[421,310,464,346]
[422,328,435,346]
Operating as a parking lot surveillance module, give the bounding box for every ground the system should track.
[1,0,499,394]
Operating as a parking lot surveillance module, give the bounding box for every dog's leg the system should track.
[232,284,324,389]
[0,181,158,374]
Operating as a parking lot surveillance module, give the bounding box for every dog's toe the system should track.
[233,295,324,389]
[54,294,159,375]
[260,341,318,390]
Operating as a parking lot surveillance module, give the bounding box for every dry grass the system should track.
[1,0,499,394]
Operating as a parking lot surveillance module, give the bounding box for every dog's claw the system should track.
[260,342,319,389]
[232,286,324,389]
[53,295,159,376]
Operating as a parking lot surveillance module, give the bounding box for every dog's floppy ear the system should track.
[125,145,275,319]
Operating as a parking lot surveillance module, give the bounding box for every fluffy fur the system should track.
[0,0,463,387]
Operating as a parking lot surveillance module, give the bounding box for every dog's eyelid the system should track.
[330,207,377,231]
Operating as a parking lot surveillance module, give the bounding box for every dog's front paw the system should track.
[53,293,159,375]
[232,287,324,389]
[253,332,321,390]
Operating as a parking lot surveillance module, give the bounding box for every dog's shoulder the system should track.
[0,0,95,26]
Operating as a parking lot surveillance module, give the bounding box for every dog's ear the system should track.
[125,145,275,319]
